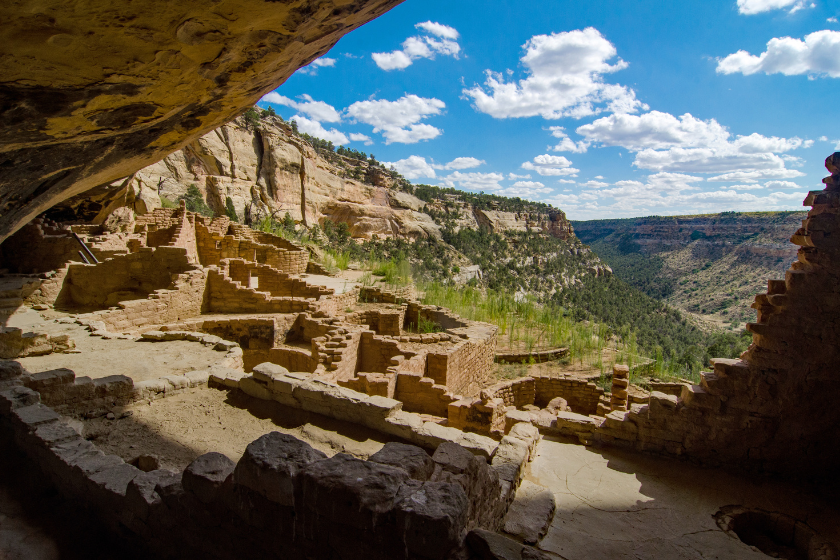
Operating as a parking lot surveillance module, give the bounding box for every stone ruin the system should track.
[1,157,840,557]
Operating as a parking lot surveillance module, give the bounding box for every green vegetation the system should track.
[179,185,213,217]
[224,197,239,222]
[159,195,178,209]
[586,236,675,299]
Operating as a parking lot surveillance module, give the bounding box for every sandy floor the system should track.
[301,273,360,294]
[9,308,224,382]
[83,387,398,471]
[528,437,840,559]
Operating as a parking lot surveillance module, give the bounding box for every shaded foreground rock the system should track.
[502,481,556,545]
[0,0,403,242]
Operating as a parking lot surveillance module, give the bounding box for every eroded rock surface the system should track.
[0,0,403,242]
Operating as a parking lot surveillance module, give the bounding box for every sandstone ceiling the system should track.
[0,0,403,243]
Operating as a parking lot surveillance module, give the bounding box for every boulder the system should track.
[182,452,236,504]
[369,442,435,481]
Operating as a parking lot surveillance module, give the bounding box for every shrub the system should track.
[179,185,213,217]
[225,197,239,222]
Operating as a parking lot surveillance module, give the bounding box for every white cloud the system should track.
[415,21,460,40]
[261,93,342,123]
[580,180,609,189]
[548,126,589,153]
[576,110,808,180]
[291,115,349,145]
[577,111,729,150]
[737,0,810,15]
[463,28,646,119]
[298,57,337,75]
[349,133,373,146]
[440,171,505,192]
[819,136,829,141]
[499,181,553,198]
[722,184,764,191]
[508,173,532,180]
[717,30,840,78]
[432,157,485,170]
[547,171,806,220]
[372,22,461,70]
[557,179,577,184]
[706,168,805,182]
[829,17,839,23]
[522,154,580,177]
[384,155,437,180]
[345,95,445,144]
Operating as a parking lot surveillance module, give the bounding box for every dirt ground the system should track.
[82,387,400,471]
[9,308,227,382]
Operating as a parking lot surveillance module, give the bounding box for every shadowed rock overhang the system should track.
[0,0,404,243]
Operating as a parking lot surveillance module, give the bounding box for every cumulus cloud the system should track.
[717,30,840,78]
[261,93,342,123]
[290,115,349,145]
[521,154,580,177]
[548,170,806,220]
[345,95,445,144]
[548,127,589,153]
[508,173,532,180]
[349,133,373,146]
[432,157,485,170]
[297,57,337,75]
[498,181,553,198]
[384,155,437,180]
[737,0,810,15]
[463,28,646,119]
[439,171,505,192]
[372,21,461,71]
[576,110,808,180]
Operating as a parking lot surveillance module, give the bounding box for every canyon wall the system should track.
[51,117,577,243]
[0,0,404,243]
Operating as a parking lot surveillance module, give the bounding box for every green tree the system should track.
[179,185,213,217]
[282,212,295,232]
[225,197,239,222]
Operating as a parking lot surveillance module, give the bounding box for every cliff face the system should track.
[573,213,807,324]
[52,117,577,244]
[0,0,403,242]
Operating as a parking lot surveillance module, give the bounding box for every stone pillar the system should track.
[610,365,629,412]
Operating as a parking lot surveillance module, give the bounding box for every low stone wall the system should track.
[56,247,196,309]
[80,268,209,333]
[0,327,75,359]
[482,378,536,409]
[0,374,537,560]
[395,372,459,418]
[346,307,405,336]
[205,268,312,314]
[448,397,506,437]
[495,348,568,364]
[225,259,332,299]
[244,347,315,374]
[309,288,360,317]
[533,375,604,416]
[359,285,417,304]
[161,316,288,350]
[427,332,497,396]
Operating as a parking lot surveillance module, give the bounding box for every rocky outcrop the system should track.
[0,0,403,242]
[49,117,442,241]
[475,209,573,240]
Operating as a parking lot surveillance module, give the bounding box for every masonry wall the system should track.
[533,375,604,415]
[89,268,208,332]
[357,332,408,374]
[0,219,91,273]
[483,377,536,409]
[226,259,331,299]
[395,372,458,418]
[426,334,497,397]
[57,247,196,310]
[194,221,308,274]
[205,269,311,314]
[244,347,315,373]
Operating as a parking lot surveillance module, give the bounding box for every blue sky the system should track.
[258,0,840,220]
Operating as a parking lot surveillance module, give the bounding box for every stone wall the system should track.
[533,375,604,416]
[205,268,311,314]
[194,219,309,274]
[83,268,208,333]
[56,247,196,309]
[483,378,536,409]
[244,347,315,374]
[359,285,417,304]
[346,307,406,336]
[225,259,332,299]
[427,334,497,397]
[395,372,459,418]
[0,219,83,274]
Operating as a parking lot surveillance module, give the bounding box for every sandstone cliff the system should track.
[0,0,403,242]
[51,116,578,246]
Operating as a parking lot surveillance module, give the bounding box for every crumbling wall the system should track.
[395,372,459,418]
[0,219,96,273]
[533,375,604,415]
[225,259,331,299]
[56,247,196,310]
[83,268,209,332]
[346,307,405,336]
[205,268,311,314]
[483,377,536,409]
[426,333,497,397]
[244,347,315,373]
[194,220,308,274]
